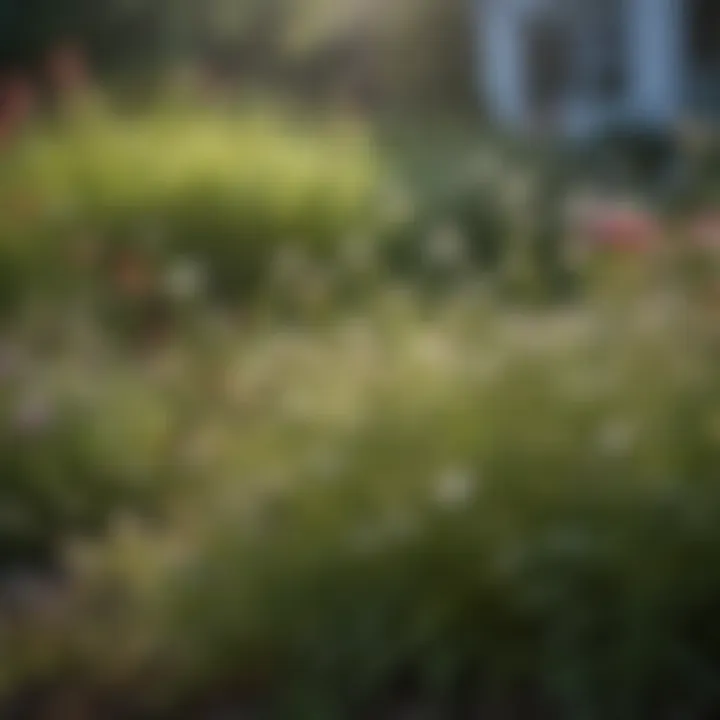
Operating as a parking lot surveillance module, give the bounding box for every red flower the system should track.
[113,252,154,298]
[47,43,90,96]
[0,75,35,144]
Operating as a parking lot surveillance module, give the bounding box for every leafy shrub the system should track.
[0,106,381,318]
[379,127,576,301]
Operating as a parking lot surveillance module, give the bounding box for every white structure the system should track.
[476,0,719,137]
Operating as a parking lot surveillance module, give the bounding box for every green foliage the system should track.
[148,295,720,717]
[0,0,475,110]
[0,342,179,564]
[0,106,381,317]
[379,125,573,300]
[3,112,720,717]
[3,276,720,717]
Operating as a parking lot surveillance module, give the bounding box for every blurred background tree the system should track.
[0,0,476,112]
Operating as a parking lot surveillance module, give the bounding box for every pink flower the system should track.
[0,75,35,143]
[688,211,720,251]
[47,43,90,97]
[581,204,659,253]
[13,392,55,436]
[112,251,155,298]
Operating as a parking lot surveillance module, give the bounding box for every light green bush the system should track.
[0,107,381,316]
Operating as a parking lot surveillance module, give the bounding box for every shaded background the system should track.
[0,0,476,112]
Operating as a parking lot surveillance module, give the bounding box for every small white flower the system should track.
[562,190,604,230]
[339,318,375,354]
[139,222,168,251]
[178,427,223,469]
[309,446,345,480]
[271,246,309,283]
[382,184,415,226]
[164,258,206,301]
[467,152,499,184]
[635,302,671,335]
[434,467,475,509]
[542,528,596,559]
[596,419,637,458]
[501,173,535,213]
[492,544,527,579]
[350,512,418,554]
[384,512,418,543]
[414,332,452,368]
[424,223,467,268]
[13,392,55,435]
[564,370,611,403]
[350,525,383,555]
[472,354,502,383]
[280,389,315,419]
[562,233,593,272]
[339,234,376,272]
